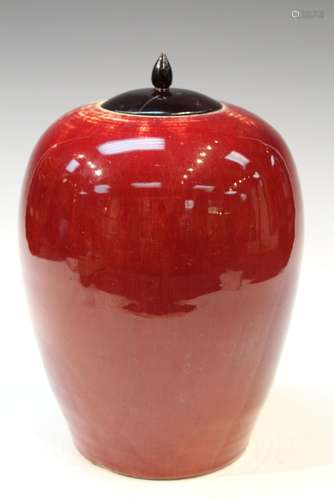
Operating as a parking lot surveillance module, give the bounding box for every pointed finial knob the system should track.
[151,53,173,91]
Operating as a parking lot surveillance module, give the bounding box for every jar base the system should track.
[75,441,248,480]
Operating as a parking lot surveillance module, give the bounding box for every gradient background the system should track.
[1,0,333,497]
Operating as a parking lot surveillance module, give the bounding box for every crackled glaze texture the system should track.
[20,102,302,479]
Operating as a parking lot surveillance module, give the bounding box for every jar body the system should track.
[20,103,302,478]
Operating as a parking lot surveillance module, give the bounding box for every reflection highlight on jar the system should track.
[225,150,250,169]
[131,182,162,189]
[94,184,111,194]
[97,137,166,156]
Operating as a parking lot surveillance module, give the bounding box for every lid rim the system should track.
[101,87,222,116]
[96,101,226,119]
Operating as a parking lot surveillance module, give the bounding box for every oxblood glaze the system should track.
[20,102,303,479]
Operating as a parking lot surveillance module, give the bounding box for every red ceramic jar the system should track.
[20,56,302,479]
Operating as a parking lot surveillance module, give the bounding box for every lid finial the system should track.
[151,53,173,91]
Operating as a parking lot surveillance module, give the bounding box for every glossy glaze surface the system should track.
[20,102,302,479]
